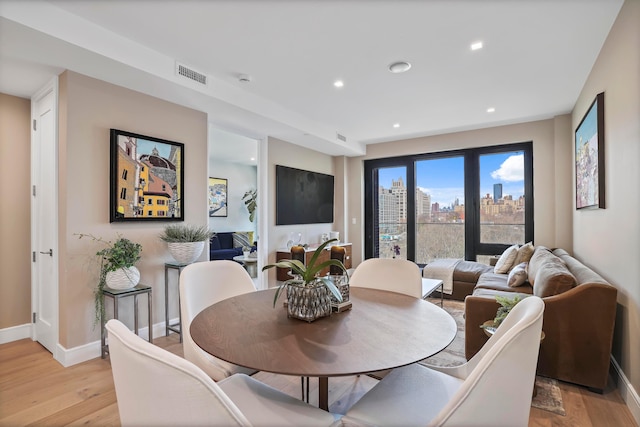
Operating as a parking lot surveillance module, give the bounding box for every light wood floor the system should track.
[0,335,636,426]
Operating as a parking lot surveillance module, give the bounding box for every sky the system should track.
[379,151,525,206]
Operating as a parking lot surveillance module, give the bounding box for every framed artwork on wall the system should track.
[209,177,228,217]
[109,128,184,222]
[575,92,605,210]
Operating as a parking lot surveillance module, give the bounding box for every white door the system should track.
[31,79,58,355]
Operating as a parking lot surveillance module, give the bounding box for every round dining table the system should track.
[190,286,457,411]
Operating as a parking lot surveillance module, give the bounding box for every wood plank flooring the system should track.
[0,335,636,426]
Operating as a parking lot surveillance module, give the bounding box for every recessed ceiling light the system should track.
[334,80,344,88]
[393,123,400,128]
[388,61,412,73]
[250,157,255,161]
[487,107,495,113]
[471,41,483,51]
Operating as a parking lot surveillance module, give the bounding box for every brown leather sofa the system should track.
[461,246,617,392]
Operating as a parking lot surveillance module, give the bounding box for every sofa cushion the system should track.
[472,287,532,299]
[527,246,556,285]
[210,235,222,251]
[507,262,528,287]
[453,260,494,283]
[514,242,535,265]
[475,272,533,294]
[210,248,242,261]
[217,232,235,249]
[533,263,577,298]
[494,245,519,274]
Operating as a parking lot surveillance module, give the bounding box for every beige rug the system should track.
[421,298,565,416]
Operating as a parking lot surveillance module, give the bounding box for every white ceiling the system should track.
[0,0,624,161]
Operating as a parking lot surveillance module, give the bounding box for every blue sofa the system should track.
[209,232,255,261]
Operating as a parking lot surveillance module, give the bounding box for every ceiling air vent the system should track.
[336,132,347,143]
[175,62,207,86]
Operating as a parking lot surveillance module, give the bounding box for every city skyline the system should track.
[378,152,525,206]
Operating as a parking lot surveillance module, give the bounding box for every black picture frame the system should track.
[110,128,185,222]
[575,92,605,209]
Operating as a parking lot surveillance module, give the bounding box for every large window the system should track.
[364,142,533,264]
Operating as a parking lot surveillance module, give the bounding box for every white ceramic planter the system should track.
[168,241,205,264]
[105,266,140,290]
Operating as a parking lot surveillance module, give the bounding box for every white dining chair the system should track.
[342,295,545,427]
[350,258,423,299]
[106,319,340,427]
[180,260,257,381]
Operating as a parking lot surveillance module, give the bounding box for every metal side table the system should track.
[101,284,152,359]
[165,262,190,342]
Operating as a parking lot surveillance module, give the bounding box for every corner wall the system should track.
[0,93,31,330]
[59,71,208,348]
[571,0,640,415]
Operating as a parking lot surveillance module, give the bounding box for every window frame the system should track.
[364,142,533,263]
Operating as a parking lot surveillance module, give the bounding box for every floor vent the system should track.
[176,62,207,86]
[336,132,347,142]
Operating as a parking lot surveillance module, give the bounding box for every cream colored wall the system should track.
[0,93,31,329]
[572,0,640,397]
[347,117,572,265]
[264,137,342,283]
[59,71,208,348]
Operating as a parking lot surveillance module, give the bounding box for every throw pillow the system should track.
[514,241,535,266]
[507,262,528,287]
[232,232,251,249]
[494,245,519,274]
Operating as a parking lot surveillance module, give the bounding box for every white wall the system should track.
[264,137,342,283]
[208,159,257,236]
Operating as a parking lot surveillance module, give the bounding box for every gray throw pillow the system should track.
[507,262,528,287]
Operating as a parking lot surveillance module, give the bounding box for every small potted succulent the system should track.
[481,294,528,332]
[159,224,214,264]
[262,238,347,322]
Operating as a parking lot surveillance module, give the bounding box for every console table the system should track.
[275,243,352,281]
[165,262,189,342]
[101,283,152,358]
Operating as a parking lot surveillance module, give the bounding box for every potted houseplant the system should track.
[159,224,214,264]
[480,294,528,332]
[76,233,142,325]
[262,238,347,322]
[242,189,257,222]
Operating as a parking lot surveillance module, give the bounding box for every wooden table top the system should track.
[190,287,457,378]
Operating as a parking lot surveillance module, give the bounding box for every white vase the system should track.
[168,241,205,264]
[105,266,140,290]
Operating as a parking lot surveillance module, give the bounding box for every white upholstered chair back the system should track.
[343,295,544,427]
[350,258,423,298]
[431,295,544,426]
[180,260,257,381]
[106,319,250,426]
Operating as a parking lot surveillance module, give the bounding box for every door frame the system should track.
[30,76,60,361]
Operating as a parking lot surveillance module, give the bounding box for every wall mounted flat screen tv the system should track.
[276,165,334,225]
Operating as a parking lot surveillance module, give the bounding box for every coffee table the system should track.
[190,287,456,411]
[232,254,258,278]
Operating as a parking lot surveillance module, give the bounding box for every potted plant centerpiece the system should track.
[160,224,214,265]
[480,294,528,333]
[262,238,347,322]
[76,233,142,325]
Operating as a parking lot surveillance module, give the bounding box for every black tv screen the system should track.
[276,165,334,225]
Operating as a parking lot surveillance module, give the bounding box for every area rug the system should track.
[421,298,565,416]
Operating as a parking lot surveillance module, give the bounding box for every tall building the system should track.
[493,183,503,202]
[416,188,432,220]
[391,178,407,221]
